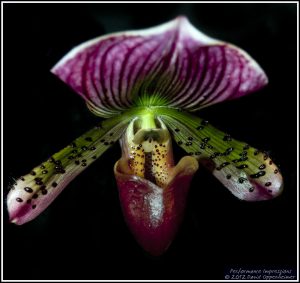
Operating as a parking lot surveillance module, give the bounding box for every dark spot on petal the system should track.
[55,165,65,174]
[52,182,58,187]
[175,128,180,132]
[40,165,45,169]
[92,155,97,159]
[269,160,273,165]
[68,156,74,160]
[71,142,77,148]
[186,142,192,146]
[90,146,96,150]
[24,187,33,193]
[200,143,206,149]
[16,198,23,202]
[177,141,183,145]
[259,164,266,170]
[224,147,234,155]
[81,146,88,151]
[249,187,254,192]
[226,174,231,179]
[236,156,248,162]
[202,137,210,143]
[85,137,92,142]
[32,205,36,209]
[26,199,31,204]
[238,177,247,184]
[75,160,80,165]
[274,169,279,174]
[221,162,230,168]
[188,137,193,141]
[30,171,36,176]
[254,150,259,156]
[265,182,272,187]
[243,144,250,150]
[104,142,109,146]
[32,194,38,199]
[35,178,43,185]
[196,126,203,130]
[42,170,48,174]
[209,153,218,159]
[236,164,248,169]
[82,163,87,167]
[72,150,78,154]
[250,171,266,178]
[239,151,247,156]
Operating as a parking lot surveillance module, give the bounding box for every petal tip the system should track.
[243,170,284,202]
[9,217,20,225]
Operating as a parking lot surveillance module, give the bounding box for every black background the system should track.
[3,3,297,280]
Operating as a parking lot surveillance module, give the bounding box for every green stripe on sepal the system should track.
[158,108,283,201]
[7,110,135,225]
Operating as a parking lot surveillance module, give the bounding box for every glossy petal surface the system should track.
[52,16,267,117]
[114,156,198,256]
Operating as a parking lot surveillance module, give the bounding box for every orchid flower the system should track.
[7,16,283,256]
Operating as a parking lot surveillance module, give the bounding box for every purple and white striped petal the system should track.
[51,16,267,117]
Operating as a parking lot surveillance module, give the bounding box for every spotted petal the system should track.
[158,108,283,201]
[7,114,133,225]
[51,16,267,118]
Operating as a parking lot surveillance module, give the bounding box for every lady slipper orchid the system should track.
[7,16,283,256]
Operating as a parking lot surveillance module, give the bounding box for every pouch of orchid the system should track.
[7,16,283,256]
